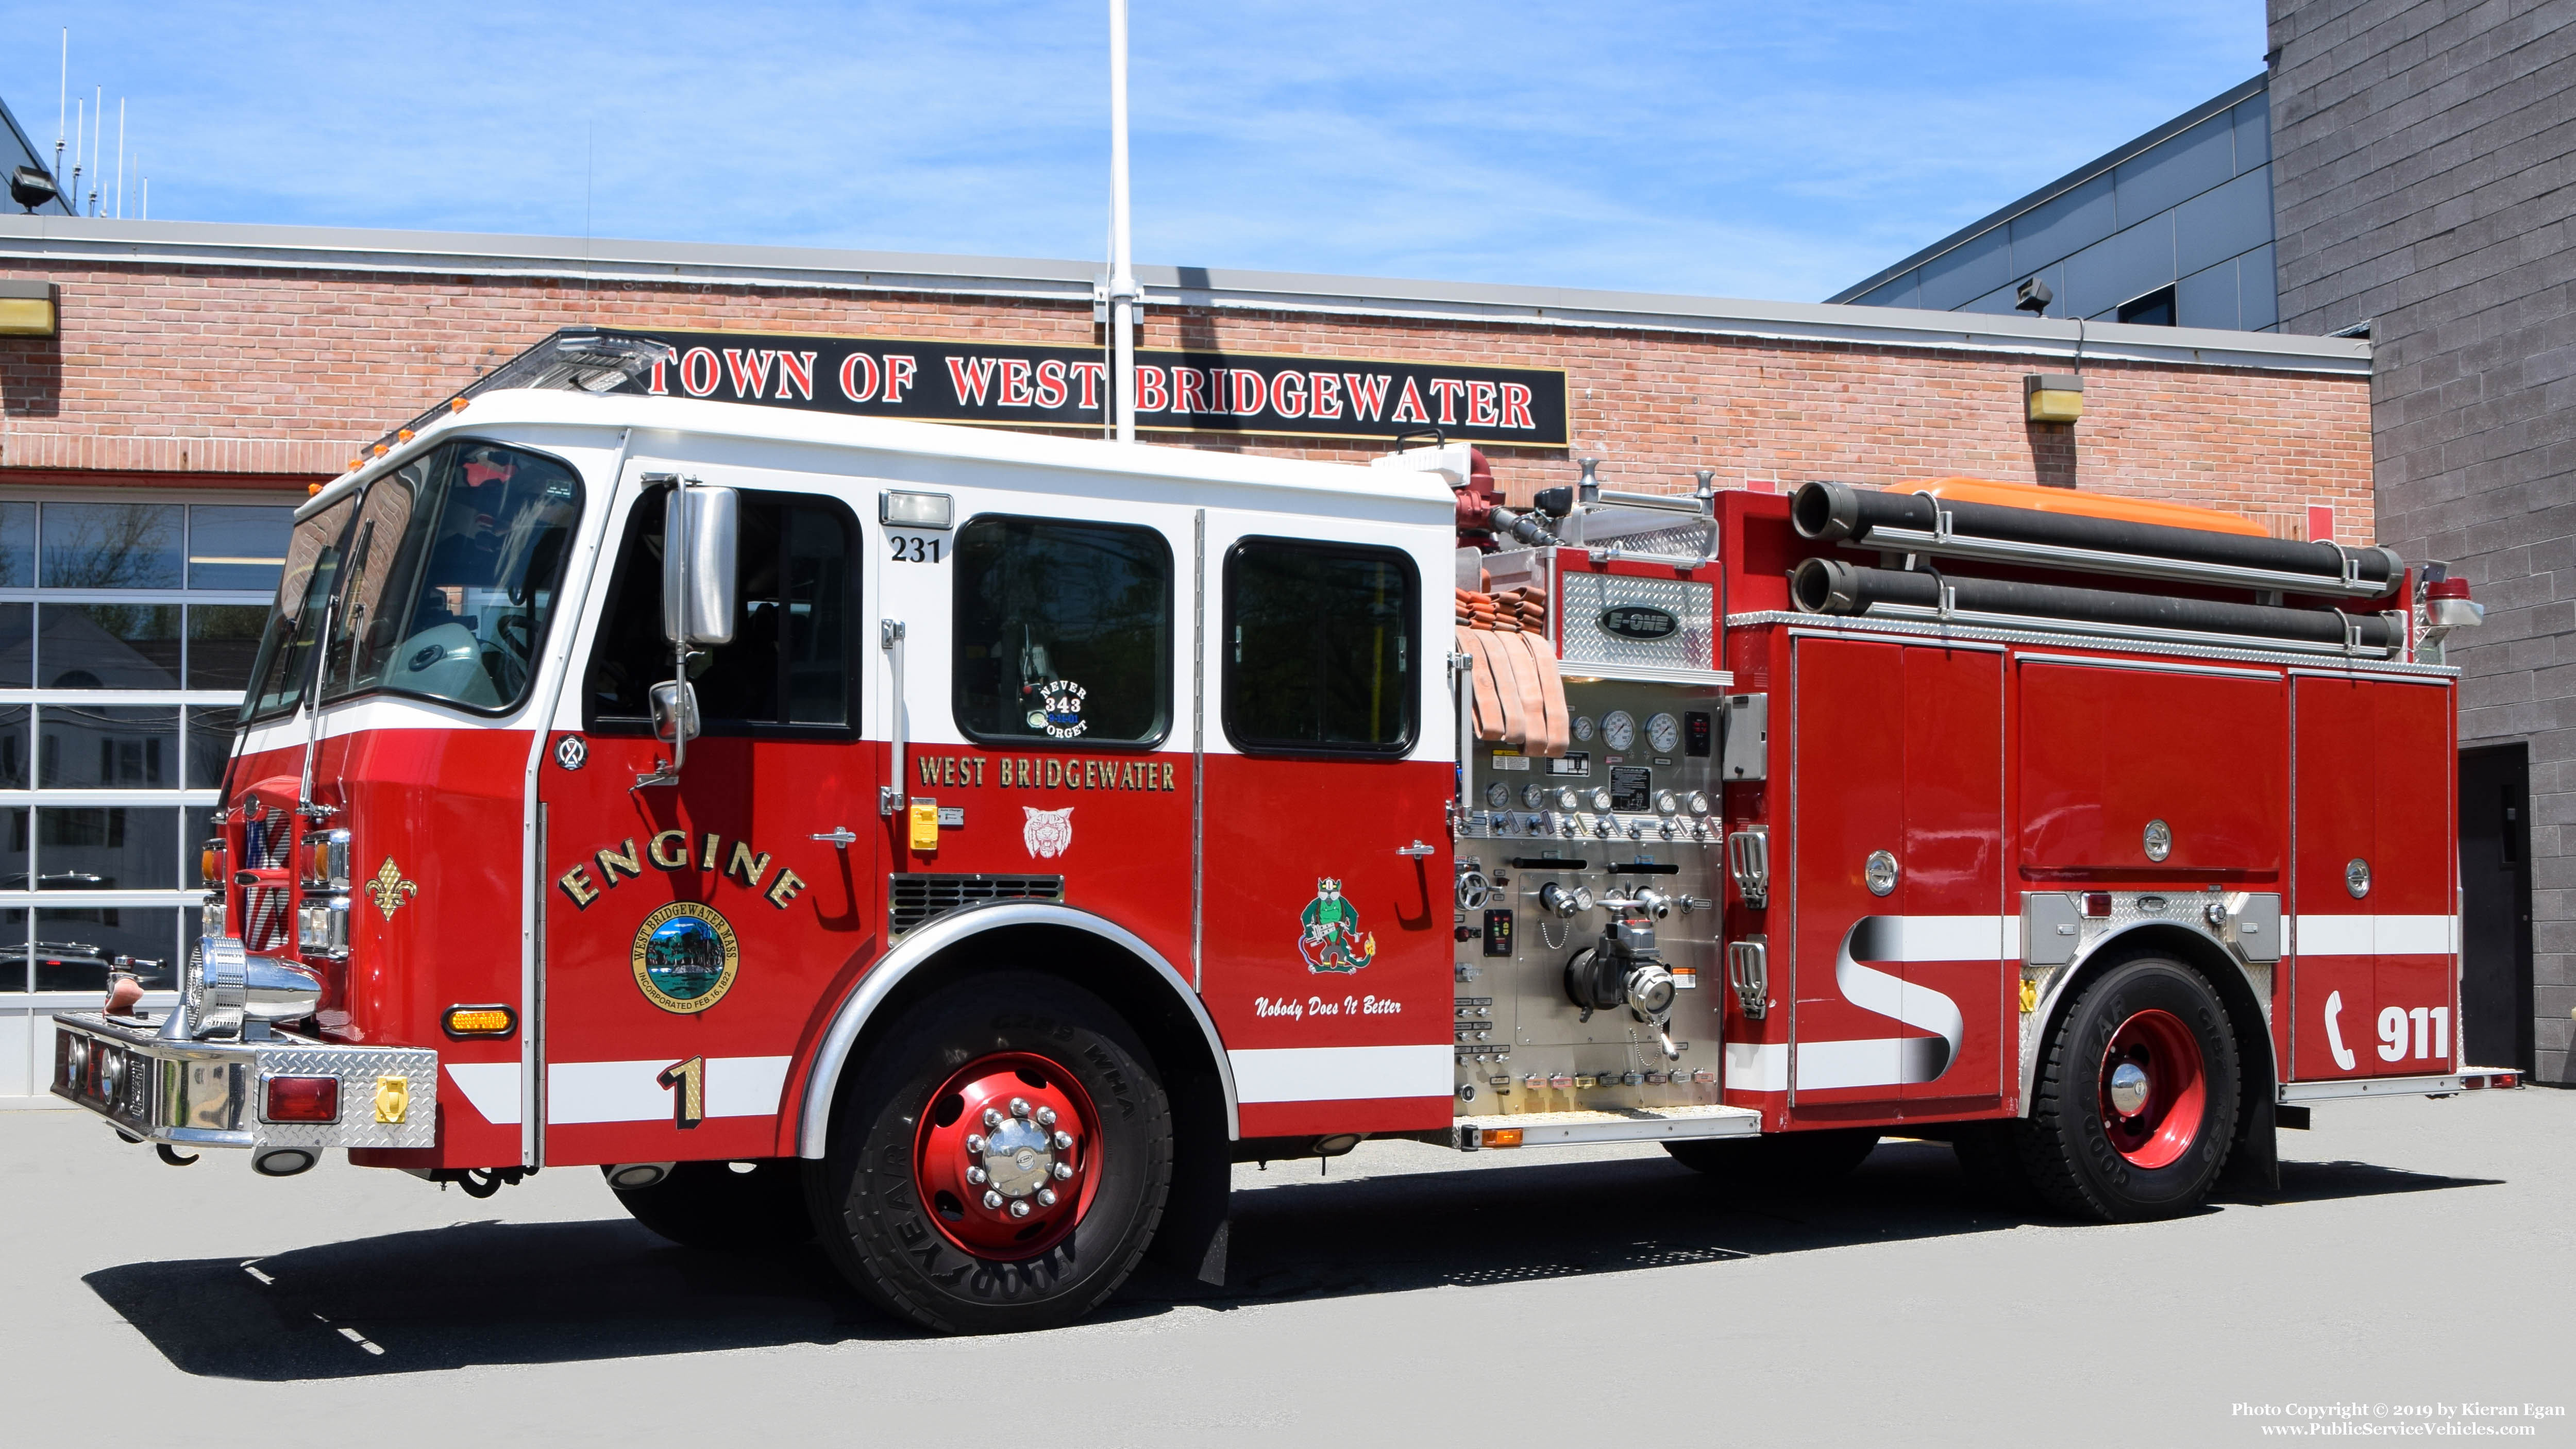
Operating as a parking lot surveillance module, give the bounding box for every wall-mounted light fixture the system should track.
[2025,373,2083,424]
[0,280,58,338]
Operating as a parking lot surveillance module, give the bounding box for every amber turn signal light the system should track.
[443,1005,516,1039]
[1481,1128,1524,1148]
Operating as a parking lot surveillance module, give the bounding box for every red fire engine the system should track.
[49,330,2517,1335]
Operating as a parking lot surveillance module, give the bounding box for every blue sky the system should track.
[3,2,2266,302]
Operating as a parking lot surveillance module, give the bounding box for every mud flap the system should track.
[2217,1081,2280,1197]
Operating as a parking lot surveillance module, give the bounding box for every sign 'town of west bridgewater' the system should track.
[565,328,1570,446]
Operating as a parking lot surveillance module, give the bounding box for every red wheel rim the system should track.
[912,1051,1101,1260]
[2097,1007,2207,1170]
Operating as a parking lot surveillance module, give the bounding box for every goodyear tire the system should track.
[608,1160,814,1250]
[2018,954,2238,1222]
[812,971,1172,1335]
[1664,1127,1880,1188]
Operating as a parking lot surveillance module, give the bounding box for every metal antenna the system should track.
[1106,0,1138,444]
[55,30,66,192]
[115,97,125,218]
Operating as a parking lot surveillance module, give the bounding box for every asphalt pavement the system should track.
[2,1087,2568,1447]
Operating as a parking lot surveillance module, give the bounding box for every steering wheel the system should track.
[496,612,535,660]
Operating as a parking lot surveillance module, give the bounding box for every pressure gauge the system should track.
[1572,716,1596,744]
[1486,781,1512,808]
[1602,711,1637,751]
[1656,790,1679,815]
[1555,786,1581,812]
[1686,790,1712,816]
[1521,782,1548,810]
[1647,712,1681,754]
[1588,787,1614,813]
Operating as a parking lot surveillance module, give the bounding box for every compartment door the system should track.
[2287,676,2458,1080]
[1789,638,2006,1112]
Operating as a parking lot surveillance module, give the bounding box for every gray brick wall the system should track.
[2270,0,2576,1083]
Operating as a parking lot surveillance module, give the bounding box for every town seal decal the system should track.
[631,902,741,1014]
[1299,877,1376,973]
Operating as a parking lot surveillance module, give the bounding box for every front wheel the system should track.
[810,971,1172,1335]
[2017,954,2238,1221]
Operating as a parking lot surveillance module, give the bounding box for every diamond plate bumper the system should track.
[49,1010,439,1152]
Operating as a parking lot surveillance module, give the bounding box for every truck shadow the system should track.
[83,1142,2496,1379]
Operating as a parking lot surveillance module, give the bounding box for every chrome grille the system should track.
[888,874,1065,936]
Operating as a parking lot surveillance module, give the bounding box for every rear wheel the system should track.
[811,972,1172,1335]
[1664,1127,1881,1189]
[2017,954,2238,1221]
[607,1159,814,1251]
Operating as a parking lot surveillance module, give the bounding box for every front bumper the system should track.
[50,1010,439,1152]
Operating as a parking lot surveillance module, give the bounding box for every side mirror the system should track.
[649,680,700,746]
[662,484,738,646]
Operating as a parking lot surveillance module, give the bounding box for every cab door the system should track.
[537,480,878,1167]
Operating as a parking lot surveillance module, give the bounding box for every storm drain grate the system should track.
[888,874,1065,936]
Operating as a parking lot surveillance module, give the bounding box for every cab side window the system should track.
[1223,537,1417,755]
[952,515,1170,747]
[586,489,857,732]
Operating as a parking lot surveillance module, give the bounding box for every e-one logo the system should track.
[1598,605,1680,641]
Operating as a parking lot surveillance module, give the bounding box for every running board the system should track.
[1453,1103,1763,1150]
[2277,1068,2520,1103]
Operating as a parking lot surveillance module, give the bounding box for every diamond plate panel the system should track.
[51,1012,439,1151]
[1558,572,1715,670]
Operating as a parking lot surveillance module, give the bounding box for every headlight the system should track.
[184,936,323,1040]
[297,895,351,960]
[299,828,351,890]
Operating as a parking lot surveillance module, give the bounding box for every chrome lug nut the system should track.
[983,1189,1004,1210]
[1037,1187,1058,1207]
[1035,1106,1057,1127]
[1008,1200,1032,1219]
[966,1167,988,1185]
[964,1133,986,1154]
[1052,1130,1074,1150]
[1052,1161,1074,1180]
[983,1107,1004,1130]
[1009,1097,1031,1118]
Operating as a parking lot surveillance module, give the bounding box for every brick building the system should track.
[0,214,2372,1099]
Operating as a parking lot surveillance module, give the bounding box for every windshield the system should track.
[242,495,360,721]
[241,439,583,721]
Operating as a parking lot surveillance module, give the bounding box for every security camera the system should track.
[2014,276,2053,317]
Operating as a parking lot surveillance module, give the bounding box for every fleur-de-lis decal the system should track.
[366,856,420,919]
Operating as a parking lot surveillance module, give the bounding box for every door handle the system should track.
[1397,841,1436,857]
[879,618,906,816]
[811,828,858,848]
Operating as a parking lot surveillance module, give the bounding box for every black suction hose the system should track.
[1791,557,2397,649]
[1791,480,2401,594]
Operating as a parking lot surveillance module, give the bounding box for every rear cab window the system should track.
[951,516,1171,748]
[1223,536,1418,756]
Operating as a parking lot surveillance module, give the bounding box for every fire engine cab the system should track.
[48,330,2518,1335]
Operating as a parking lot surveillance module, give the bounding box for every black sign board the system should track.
[510,328,1569,447]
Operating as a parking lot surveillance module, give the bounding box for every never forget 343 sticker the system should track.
[1026,679,1087,738]
[631,902,740,1014]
